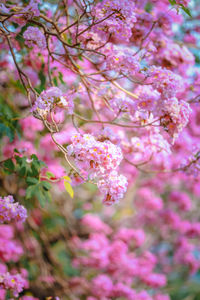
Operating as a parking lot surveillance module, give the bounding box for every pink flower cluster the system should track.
[0,199,27,298]
[67,133,123,174]
[33,87,74,116]
[70,214,168,300]
[92,0,136,42]
[23,26,46,49]
[67,133,127,204]
[0,195,27,224]
[0,226,23,262]
[131,67,192,140]
[134,178,200,275]
[22,0,41,17]
[103,43,140,76]
[0,272,27,297]
[98,171,128,205]
[161,99,191,140]
[148,67,183,99]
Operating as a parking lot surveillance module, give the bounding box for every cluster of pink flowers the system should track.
[23,26,46,49]
[103,43,140,76]
[0,195,27,224]
[161,99,192,140]
[0,272,27,297]
[135,86,161,113]
[0,0,40,17]
[70,213,168,300]
[33,87,74,117]
[67,133,123,174]
[147,67,183,99]
[0,226,23,262]
[150,37,195,70]
[0,195,28,298]
[97,171,128,205]
[107,90,135,115]
[67,133,127,204]
[133,176,200,275]
[92,0,136,42]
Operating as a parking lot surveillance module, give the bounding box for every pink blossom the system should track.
[23,27,46,49]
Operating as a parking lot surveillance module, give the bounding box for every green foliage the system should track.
[0,98,21,142]
[3,153,52,207]
[26,180,51,207]
[58,72,65,84]
[53,76,58,86]
[36,63,46,93]
[145,2,153,13]
[46,171,56,179]
[168,0,192,17]
[168,0,177,4]
[180,4,192,17]
[52,240,79,277]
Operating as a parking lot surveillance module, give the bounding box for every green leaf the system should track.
[30,163,39,177]
[64,181,74,198]
[168,0,176,5]
[46,171,56,178]
[41,181,51,191]
[15,156,27,166]
[38,64,46,92]
[58,72,65,84]
[31,154,39,161]
[180,4,192,17]
[18,166,27,177]
[145,2,153,12]
[0,123,14,142]
[67,37,72,45]
[35,188,46,207]
[53,77,58,86]
[45,190,52,203]
[26,184,38,199]
[26,177,39,185]
[4,159,15,172]
[78,54,83,61]
[0,103,21,142]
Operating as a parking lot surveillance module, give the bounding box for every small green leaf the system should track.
[0,123,14,142]
[46,171,56,178]
[45,190,52,203]
[78,54,83,61]
[38,64,46,92]
[35,189,46,207]
[41,181,51,191]
[18,166,27,177]
[180,4,192,17]
[26,177,39,185]
[145,2,153,12]
[168,0,176,5]
[67,37,72,45]
[64,181,74,198]
[30,163,39,177]
[26,184,38,199]
[31,154,39,161]
[58,72,65,84]
[4,159,15,172]
[53,77,58,86]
